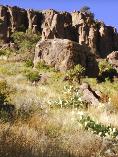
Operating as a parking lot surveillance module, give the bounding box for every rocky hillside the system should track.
[0,5,118,157]
[0,5,118,57]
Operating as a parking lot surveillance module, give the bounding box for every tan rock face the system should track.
[98,24,117,57]
[0,6,8,42]
[27,9,42,33]
[71,12,118,56]
[41,10,74,41]
[71,12,97,47]
[7,6,28,32]
[107,51,118,69]
[34,38,99,77]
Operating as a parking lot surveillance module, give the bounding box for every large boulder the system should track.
[34,38,99,77]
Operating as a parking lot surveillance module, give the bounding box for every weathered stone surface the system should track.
[71,11,98,54]
[71,11,118,56]
[41,10,75,41]
[107,51,118,61]
[79,83,101,105]
[7,6,28,32]
[27,9,42,33]
[98,24,117,57]
[0,5,8,42]
[107,51,118,70]
[34,38,99,76]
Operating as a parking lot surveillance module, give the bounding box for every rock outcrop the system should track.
[79,83,102,105]
[0,6,8,42]
[0,5,118,57]
[34,38,99,76]
[0,5,42,42]
[41,10,75,41]
[107,51,118,70]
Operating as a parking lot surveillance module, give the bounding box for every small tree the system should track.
[80,6,90,13]
[80,6,94,19]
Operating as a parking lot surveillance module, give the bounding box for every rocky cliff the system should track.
[0,5,118,57]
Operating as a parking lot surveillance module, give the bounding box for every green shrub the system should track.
[25,70,40,82]
[66,64,85,83]
[0,80,15,122]
[25,59,34,67]
[12,31,41,52]
[97,60,117,82]
[0,80,9,105]
[0,48,13,56]
[0,50,6,56]
[98,60,112,74]
[35,61,49,70]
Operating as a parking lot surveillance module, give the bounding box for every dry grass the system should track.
[0,61,118,157]
[87,105,118,129]
[110,92,118,110]
[0,110,104,157]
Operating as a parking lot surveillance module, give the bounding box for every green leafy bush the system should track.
[0,80,15,122]
[97,60,117,82]
[0,50,6,56]
[98,60,112,74]
[66,64,85,83]
[25,59,34,67]
[0,80,9,105]
[0,48,13,57]
[35,61,49,70]
[25,70,40,83]
[12,31,41,52]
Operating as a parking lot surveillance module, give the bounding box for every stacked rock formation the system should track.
[0,5,118,57]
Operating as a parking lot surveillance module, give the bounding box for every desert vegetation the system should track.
[0,39,118,157]
[0,4,118,157]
